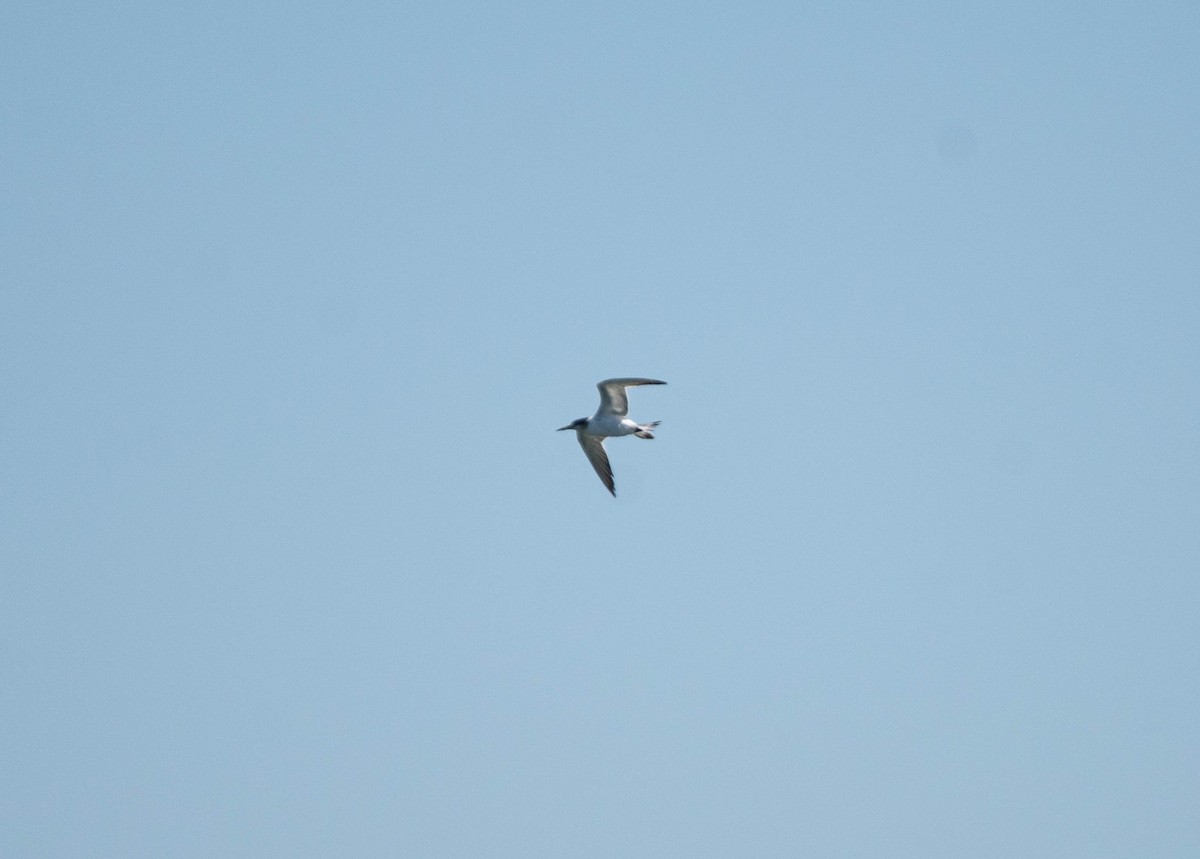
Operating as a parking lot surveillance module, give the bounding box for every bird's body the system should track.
[583,413,645,438]
[558,378,666,496]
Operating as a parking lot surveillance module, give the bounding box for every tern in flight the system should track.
[558,378,667,496]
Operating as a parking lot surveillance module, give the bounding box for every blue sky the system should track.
[3,2,1198,856]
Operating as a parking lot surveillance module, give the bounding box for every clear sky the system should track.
[3,2,1198,856]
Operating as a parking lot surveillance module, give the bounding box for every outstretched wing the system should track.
[595,378,666,417]
[578,434,616,496]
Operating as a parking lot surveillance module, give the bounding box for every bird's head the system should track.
[557,418,588,432]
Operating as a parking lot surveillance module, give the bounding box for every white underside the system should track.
[585,415,640,438]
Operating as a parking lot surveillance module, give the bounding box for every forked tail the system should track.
[634,420,661,440]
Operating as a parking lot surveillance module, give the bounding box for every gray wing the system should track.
[578,433,616,496]
[595,378,667,417]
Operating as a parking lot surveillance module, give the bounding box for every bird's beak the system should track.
[557,424,573,431]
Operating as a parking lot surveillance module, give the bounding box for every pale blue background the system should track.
[3,2,1198,856]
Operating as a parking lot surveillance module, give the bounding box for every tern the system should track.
[558,378,667,496]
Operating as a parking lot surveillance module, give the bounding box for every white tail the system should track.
[634,420,661,439]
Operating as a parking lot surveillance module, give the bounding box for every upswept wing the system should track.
[578,434,616,496]
[595,378,666,417]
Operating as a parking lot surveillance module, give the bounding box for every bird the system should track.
[558,378,667,496]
